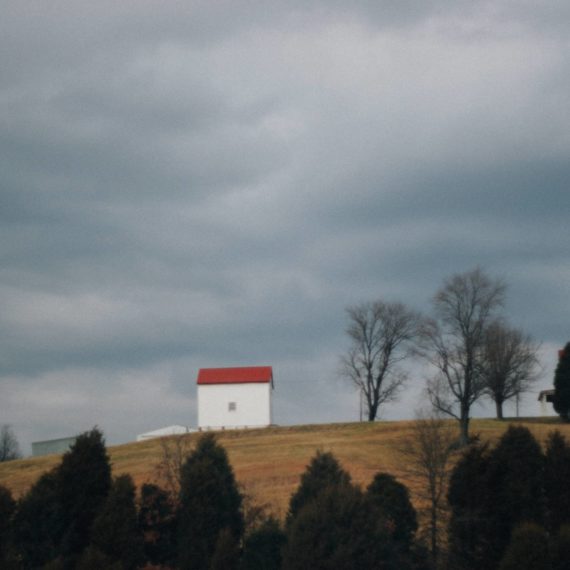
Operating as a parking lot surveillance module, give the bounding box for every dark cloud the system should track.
[1,1,569,452]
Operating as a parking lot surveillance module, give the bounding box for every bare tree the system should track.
[420,267,506,445]
[0,425,21,462]
[481,321,540,419]
[341,301,422,421]
[154,435,194,499]
[399,413,457,565]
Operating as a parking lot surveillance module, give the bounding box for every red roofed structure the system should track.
[197,366,274,430]
[197,366,273,386]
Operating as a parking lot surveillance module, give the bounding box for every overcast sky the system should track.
[2,1,569,454]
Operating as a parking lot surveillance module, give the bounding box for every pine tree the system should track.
[483,426,545,568]
[210,527,240,570]
[499,523,550,570]
[545,431,570,532]
[366,473,417,551]
[177,433,244,570]
[0,485,16,565]
[240,517,286,570]
[76,546,123,570]
[138,483,176,567]
[550,524,570,570]
[12,470,63,568]
[554,343,570,421]
[448,428,549,569]
[56,428,112,563]
[286,450,351,526]
[447,443,491,570]
[283,483,404,570]
[89,474,144,570]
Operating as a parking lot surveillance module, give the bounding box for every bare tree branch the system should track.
[341,301,422,421]
[154,435,194,500]
[419,267,506,444]
[0,425,21,462]
[481,321,541,419]
[398,412,457,564]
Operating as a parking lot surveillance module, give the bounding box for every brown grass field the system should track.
[1,417,568,520]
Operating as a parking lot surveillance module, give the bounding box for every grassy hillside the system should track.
[0,417,567,518]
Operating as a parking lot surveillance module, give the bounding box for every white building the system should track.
[538,388,558,416]
[197,366,273,430]
[136,425,193,442]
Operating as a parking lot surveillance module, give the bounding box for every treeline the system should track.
[2,426,570,569]
[0,429,429,569]
[448,425,570,570]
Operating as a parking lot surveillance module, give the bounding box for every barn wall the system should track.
[198,383,271,429]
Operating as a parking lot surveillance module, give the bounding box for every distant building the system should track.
[32,435,77,457]
[136,425,193,441]
[538,389,555,416]
[197,366,273,430]
[538,347,567,416]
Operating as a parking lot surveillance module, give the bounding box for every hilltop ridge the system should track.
[0,418,565,517]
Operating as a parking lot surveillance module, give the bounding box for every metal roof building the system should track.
[197,366,273,431]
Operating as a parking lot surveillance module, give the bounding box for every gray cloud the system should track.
[1,1,569,452]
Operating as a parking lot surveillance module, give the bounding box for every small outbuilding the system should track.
[136,425,193,442]
[197,366,273,431]
[538,389,555,416]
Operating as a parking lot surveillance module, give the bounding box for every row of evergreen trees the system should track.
[448,426,570,570]
[2,425,570,569]
[0,429,430,569]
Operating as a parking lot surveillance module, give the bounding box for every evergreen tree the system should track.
[498,523,550,570]
[475,426,545,569]
[177,433,244,570]
[283,483,404,570]
[89,474,144,570]
[12,470,63,568]
[240,517,286,570]
[42,558,67,570]
[447,443,491,570]
[56,428,112,563]
[0,484,16,566]
[366,472,417,551]
[286,450,351,526]
[138,483,176,567]
[76,546,123,570]
[449,428,553,569]
[210,527,241,570]
[550,525,570,570]
[553,343,570,421]
[545,431,570,532]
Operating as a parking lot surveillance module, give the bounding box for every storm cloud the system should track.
[1,1,569,452]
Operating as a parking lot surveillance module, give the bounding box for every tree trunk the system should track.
[367,392,378,421]
[459,407,470,446]
[431,504,438,563]
[495,400,504,420]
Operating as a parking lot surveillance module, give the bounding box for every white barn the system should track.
[197,366,273,430]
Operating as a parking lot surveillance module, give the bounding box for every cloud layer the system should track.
[1,1,569,452]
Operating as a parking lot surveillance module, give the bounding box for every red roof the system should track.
[197,366,273,385]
